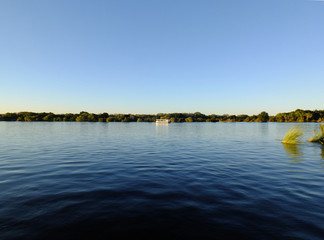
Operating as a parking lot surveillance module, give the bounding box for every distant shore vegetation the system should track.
[1,109,324,123]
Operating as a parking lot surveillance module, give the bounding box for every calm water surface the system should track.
[0,122,324,239]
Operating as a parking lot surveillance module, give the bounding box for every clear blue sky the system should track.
[1,0,323,115]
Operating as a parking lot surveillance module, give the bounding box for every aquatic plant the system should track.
[308,124,324,144]
[282,127,304,144]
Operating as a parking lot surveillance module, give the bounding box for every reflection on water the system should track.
[155,124,169,137]
[282,143,302,160]
[1,122,324,240]
[259,123,269,136]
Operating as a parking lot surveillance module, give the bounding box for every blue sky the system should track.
[1,0,323,115]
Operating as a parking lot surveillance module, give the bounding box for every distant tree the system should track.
[208,114,218,122]
[24,116,32,122]
[243,116,251,122]
[220,114,229,122]
[287,112,296,122]
[121,117,129,122]
[88,114,97,122]
[318,118,324,123]
[185,117,193,122]
[258,111,269,122]
[100,112,109,119]
[275,113,285,122]
[249,115,258,122]
[193,112,206,122]
[2,110,324,123]
[43,114,54,121]
[305,112,313,122]
[269,116,276,122]
[76,112,89,122]
[54,117,62,121]
[237,115,248,122]
[107,116,116,122]
[64,114,76,121]
[2,113,18,121]
[16,117,24,121]
[228,115,237,122]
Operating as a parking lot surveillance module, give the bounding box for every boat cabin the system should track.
[156,119,171,124]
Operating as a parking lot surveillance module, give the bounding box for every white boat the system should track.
[156,119,171,125]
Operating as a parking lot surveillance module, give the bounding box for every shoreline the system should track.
[1,109,324,123]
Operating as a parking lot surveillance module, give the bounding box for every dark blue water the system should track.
[1,122,324,239]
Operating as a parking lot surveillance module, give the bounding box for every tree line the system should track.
[0,109,323,123]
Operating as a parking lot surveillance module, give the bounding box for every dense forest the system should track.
[1,109,324,123]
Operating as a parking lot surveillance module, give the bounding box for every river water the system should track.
[0,122,324,239]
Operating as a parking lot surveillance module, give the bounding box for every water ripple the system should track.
[1,122,324,239]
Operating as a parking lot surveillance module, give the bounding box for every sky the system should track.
[1,0,323,115]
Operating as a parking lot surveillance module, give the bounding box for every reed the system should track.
[308,124,324,144]
[282,127,304,144]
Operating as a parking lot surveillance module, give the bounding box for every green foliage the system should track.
[88,114,97,122]
[282,127,304,144]
[1,109,324,123]
[308,124,324,144]
[43,114,54,121]
[272,109,324,123]
[76,112,89,122]
[63,114,77,121]
[258,111,269,122]
[185,117,193,122]
[2,113,18,121]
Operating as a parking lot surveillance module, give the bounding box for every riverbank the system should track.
[1,109,324,123]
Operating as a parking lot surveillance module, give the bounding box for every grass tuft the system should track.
[282,127,304,144]
[308,124,324,144]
